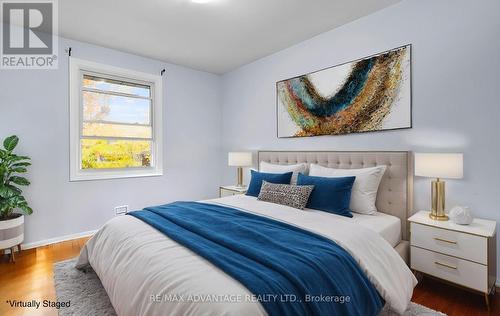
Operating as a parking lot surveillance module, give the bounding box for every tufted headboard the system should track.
[258,151,414,240]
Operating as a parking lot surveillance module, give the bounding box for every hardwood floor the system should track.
[0,237,498,315]
[412,276,499,316]
[0,237,89,316]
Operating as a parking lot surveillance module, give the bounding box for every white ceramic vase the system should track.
[449,206,473,225]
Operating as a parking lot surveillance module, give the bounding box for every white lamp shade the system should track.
[228,152,252,167]
[415,153,463,179]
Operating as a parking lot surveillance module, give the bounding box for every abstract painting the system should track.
[277,45,411,137]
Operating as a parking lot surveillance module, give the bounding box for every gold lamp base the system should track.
[429,213,449,221]
[429,178,448,221]
[236,167,244,188]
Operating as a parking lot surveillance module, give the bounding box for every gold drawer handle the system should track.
[434,261,457,270]
[434,237,457,244]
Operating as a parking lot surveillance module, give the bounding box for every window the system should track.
[70,58,163,181]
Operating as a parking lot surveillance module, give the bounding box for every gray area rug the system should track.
[54,259,446,316]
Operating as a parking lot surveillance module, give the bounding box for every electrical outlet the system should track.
[114,205,128,215]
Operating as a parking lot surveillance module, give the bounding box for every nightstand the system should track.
[219,185,247,198]
[409,211,497,310]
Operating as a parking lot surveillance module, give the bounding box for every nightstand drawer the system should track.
[411,222,487,264]
[219,186,247,198]
[220,190,239,197]
[411,246,488,292]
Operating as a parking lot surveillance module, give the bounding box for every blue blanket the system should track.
[129,202,383,316]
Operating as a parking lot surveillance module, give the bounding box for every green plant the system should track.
[0,135,32,220]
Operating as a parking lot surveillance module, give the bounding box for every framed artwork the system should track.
[276,44,411,138]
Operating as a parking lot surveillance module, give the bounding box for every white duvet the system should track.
[76,195,417,315]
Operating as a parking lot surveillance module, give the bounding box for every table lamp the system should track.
[228,152,252,188]
[415,153,463,220]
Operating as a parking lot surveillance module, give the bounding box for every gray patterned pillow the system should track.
[257,181,314,210]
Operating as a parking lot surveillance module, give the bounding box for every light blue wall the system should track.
[0,36,223,245]
[221,0,500,279]
[1,0,499,283]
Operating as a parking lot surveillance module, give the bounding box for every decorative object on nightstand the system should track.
[219,185,247,198]
[409,211,496,310]
[228,152,252,188]
[414,153,463,221]
[449,206,473,225]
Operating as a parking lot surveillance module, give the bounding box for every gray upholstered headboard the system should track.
[258,151,414,240]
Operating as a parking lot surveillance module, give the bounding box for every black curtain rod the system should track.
[67,47,165,77]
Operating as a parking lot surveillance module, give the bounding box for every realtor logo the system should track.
[1,0,58,69]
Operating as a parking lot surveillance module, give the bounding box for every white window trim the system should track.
[69,58,163,181]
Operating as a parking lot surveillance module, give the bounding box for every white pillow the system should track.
[309,164,386,215]
[259,161,308,184]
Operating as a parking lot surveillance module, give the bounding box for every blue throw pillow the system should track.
[246,170,293,197]
[297,173,355,217]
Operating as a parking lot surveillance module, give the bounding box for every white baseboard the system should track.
[23,230,97,250]
[3,230,97,253]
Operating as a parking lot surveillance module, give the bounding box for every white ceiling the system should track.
[59,0,400,74]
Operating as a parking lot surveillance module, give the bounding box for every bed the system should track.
[257,151,414,263]
[76,151,417,316]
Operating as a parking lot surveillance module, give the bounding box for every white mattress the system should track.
[349,212,401,247]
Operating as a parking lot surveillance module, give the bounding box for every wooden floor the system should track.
[412,276,499,316]
[0,237,498,316]
[0,237,89,316]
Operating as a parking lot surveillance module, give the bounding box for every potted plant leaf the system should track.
[0,135,32,262]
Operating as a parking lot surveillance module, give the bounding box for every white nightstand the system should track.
[219,185,247,198]
[409,211,497,310]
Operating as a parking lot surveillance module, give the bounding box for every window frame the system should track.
[69,58,163,181]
